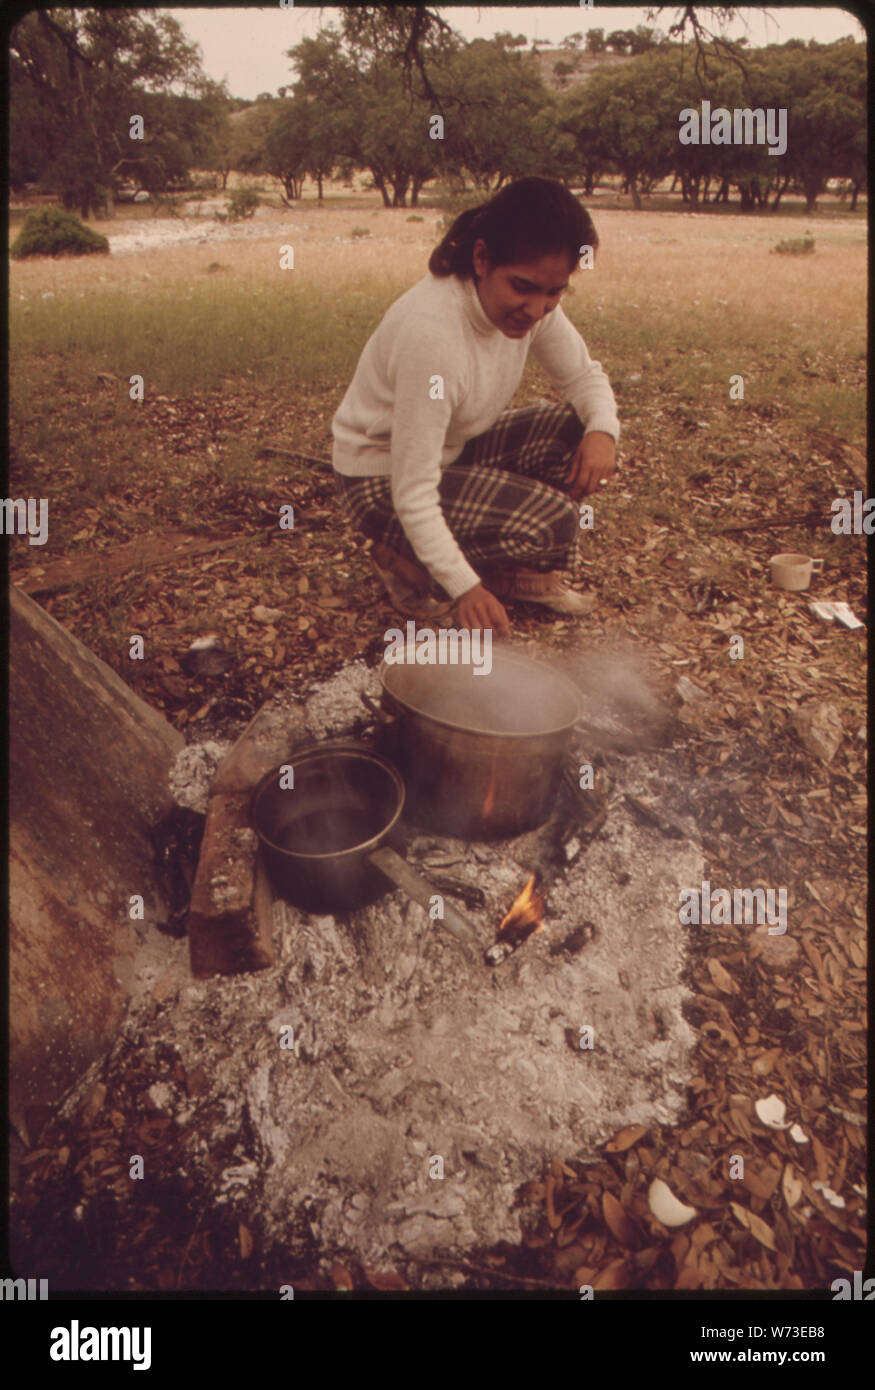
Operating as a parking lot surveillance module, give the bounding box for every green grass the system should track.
[10,282,393,395]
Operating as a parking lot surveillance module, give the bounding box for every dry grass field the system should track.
[10,191,866,412]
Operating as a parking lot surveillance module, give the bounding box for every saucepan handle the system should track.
[367,845,480,954]
[360,691,396,724]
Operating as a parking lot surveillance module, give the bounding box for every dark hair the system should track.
[429,177,598,280]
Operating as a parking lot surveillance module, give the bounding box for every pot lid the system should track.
[378,645,581,737]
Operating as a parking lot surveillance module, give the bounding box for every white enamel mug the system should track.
[769,553,823,591]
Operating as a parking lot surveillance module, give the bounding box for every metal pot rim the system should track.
[250,741,405,862]
[377,648,582,738]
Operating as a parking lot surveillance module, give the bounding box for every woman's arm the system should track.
[388,331,482,602]
[529,305,621,442]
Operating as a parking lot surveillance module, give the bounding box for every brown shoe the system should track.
[368,551,456,622]
[371,542,431,596]
[484,568,594,615]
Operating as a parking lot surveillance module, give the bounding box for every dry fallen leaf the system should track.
[782,1163,803,1209]
[670,1233,690,1267]
[602,1190,639,1247]
[752,1048,782,1077]
[593,1256,632,1290]
[363,1268,409,1291]
[742,1164,781,1201]
[728,1107,754,1142]
[811,1135,830,1184]
[545,1175,562,1230]
[675,1258,702,1289]
[730,1202,777,1251]
[707,958,737,994]
[330,1262,354,1290]
[690,1222,720,1254]
[605,1124,648,1153]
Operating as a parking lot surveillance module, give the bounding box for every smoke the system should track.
[377,634,673,743]
[382,636,581,734]
[537,636,675,751]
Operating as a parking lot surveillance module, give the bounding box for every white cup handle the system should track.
[811,559,824,574]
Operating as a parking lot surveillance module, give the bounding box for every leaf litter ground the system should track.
[9,369,867,1292]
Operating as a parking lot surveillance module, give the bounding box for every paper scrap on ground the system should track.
[809,600,864,629]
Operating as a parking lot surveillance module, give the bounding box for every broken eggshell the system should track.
[648,1177,696,1227]
[754,1094,791,1130]
[812,1181,846,1210]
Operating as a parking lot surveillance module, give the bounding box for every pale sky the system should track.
[170,5,867,101]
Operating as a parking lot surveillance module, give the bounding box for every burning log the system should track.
[485,873,545,966]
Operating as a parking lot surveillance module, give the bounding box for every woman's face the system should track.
[472,239,576,338]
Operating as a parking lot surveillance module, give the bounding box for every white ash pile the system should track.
[169,741,231,814]
[102,661,704,1279]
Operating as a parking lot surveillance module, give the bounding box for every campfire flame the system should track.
[496,873,545,948]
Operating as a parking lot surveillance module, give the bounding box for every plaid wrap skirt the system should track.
[333,401,585,581]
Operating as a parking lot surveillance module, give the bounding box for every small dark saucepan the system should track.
[250,741,479,951]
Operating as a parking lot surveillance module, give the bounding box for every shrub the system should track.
[226,187,260,221]
[772,236,815,255]
[407,214,424,222]
[11,206,110,259]
[435,190,486,237]
[350,226,372,238]
[152,195,183,219]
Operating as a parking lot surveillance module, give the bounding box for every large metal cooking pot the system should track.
[373,645,582,839]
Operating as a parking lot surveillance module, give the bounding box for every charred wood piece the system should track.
[623,793,687,839]
[149,806,205,936]
[427,875,487,911]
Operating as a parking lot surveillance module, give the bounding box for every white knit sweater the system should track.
[331,272,620,600]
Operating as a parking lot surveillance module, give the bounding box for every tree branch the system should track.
[646,5,757,80]
[36,10,94,68]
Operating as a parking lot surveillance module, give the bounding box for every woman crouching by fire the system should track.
[331,177,620,637]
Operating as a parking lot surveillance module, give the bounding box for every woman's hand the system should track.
[454,582,511,638]
[566,430,617,501]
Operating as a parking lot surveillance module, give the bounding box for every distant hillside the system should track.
[229,47,638,109]
[229,99,277,126]
[528,46,636,92]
